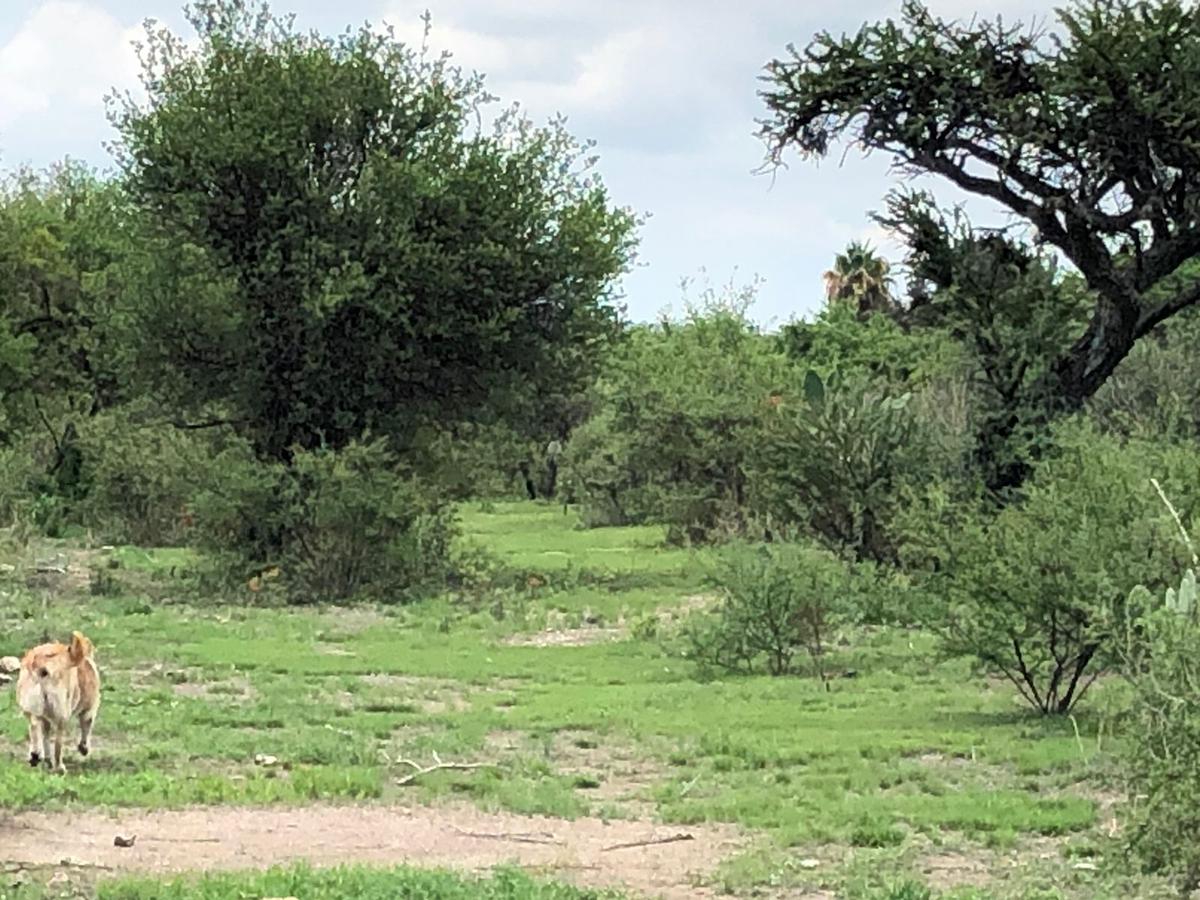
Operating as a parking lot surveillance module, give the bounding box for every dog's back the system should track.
[16,632,99,725]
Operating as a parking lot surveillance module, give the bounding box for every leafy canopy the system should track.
[760,0,1200,412]
[111,0,637,463]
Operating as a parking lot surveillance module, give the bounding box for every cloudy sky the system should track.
[0,0,1055,326]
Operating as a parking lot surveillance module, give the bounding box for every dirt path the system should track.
[1,803,745,899]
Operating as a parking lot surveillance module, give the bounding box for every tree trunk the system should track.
[542,456,558,499]
[518,461,538,500]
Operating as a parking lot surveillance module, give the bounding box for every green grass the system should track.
[2,864,624,900]
[460,501,702,588]
[0,501,1154,897]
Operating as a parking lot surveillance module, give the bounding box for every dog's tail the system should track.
[68,631,93,665]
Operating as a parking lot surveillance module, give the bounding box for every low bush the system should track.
[748,369,936,564]
[907,422,1194,714]
[562,293,788,540]
[190,437,456,603]
[687,540,852,682]
[1116,533,1200,894]
[74,404,222,546]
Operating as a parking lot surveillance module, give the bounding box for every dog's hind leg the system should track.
[78,709,96,757]
[25,714,42,768]
[41,719,54,770]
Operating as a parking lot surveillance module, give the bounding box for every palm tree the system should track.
[822,242,896,319]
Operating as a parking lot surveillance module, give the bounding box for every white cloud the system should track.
[0,2,141,131]
[378,3,764,151]
[0,0,1074,325]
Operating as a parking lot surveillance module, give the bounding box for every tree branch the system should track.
[170,417,247,430]
[1135,279,1200,338]
[393,752,497,786]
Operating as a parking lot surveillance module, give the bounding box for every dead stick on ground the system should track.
[602,833,695,852]
[394,752,497,786]
[450,825,564,846]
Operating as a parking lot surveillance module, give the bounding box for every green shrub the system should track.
[563,289,789,540]
[748,369,938,563]
[0,441,43,530]
[74,404,222,546]
[687,541,852,680]
[1116,563,1200,895]
[911,422,1193,714]
[1090,303,1200,441]
[871,882,932,900]
[191,437,456,603]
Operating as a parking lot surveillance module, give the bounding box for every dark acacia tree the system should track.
[111,0,636,466]
[760,0,1200,488]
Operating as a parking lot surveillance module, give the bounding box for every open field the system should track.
[0,502,1169,899]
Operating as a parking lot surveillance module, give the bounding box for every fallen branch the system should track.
[394,752,496,786]
[602,833,695,852]
[450,825,563,846]
[678,772,702,798]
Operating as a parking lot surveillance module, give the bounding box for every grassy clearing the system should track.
[0,501,1165,896]
[3,864,625,900]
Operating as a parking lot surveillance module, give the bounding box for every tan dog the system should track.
[16,632,101,773]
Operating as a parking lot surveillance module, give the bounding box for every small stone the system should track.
[0,656,20,674]
[1072,861,1098,871]
[114,834,136,848]
[47,872,69,886]
[254,753,279,767]
[798,858,820,869]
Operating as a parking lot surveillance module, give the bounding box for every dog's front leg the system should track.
[50,725,66,774]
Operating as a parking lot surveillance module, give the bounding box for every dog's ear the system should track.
[68,631,90,663]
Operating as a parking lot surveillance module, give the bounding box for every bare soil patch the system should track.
[551,730,668,816]
[503,627,628,648]
[171,676,257,703]
[919,851,993,890]
[0,803,744,899]
[654,594,716,628]
[315,606,392,635]
[484,729,668,818]
[358,674,472,714]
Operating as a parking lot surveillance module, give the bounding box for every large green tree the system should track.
[0,164,130,489]
[760,0,1200,487]
[111,1,636,465]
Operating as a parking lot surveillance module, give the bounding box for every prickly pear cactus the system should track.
[1165,568,1197,617]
